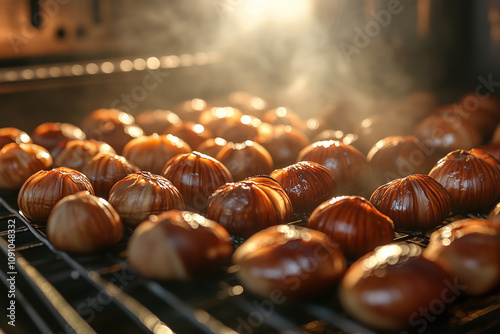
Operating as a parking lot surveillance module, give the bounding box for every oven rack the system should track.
[1,192,500,334]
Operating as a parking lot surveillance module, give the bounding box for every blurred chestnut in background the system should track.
[385,91,438,126]
[307,196,394,260]
[31,122,86,151]
[428,149,500,213]
[298,140,370,195]
[210,91,267,118]
[215,140,273,181]
[261,107,306,131]
[477,143,500,162]
[17,167,94,221]
[303,117,329,140]
[128,210,233,280]
[196,137,229,158]
[173,98,210,122]
[257,125,310,169]
[459,92,500,121]
[123,134,191,174]
[109,171,184,226]
[217,115,261,143]
[161,152,233,212]
[339,243,452,331]
[82,153,139,198]
[270,161,336,213]
[415,114,482,156]
[135,109,181,135]
[0,127,32,148]
[370,174,451,232]
[0,143,53,190]
[424,218,500,296]
[198,107,243,136]
[232,225,347,299]
[51,139,115,172]
[351,115,403,155]
[47,191,123,253]
[163,122,213,150]
[207,176,293,238]
[312,129,358,146]
[367,136,438,187]
[488,201,500,222]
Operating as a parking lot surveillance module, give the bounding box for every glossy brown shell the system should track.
[436,104,497,141]
[307,196,394,260]
[135,109,181,135]
[108,171,185,226]
[0,127,32,148]
[47,191,123,253]
[31,122,86,151]
[17,167,94,221]
[81,153,140,198]
[370,174,452,231]
[261,107,306,131]
[207,176,293,238]
[0,143,53,190]
[339,243,452,331]
[270,161,336,213]
[127,210,233,280]
[173,98,210,122]
[198,107,243,135]
[477,143,500,162]
[298,140,369,195]
[428,149,500,213]
[123,134,192,174]
[232,225,347,299]
[423,218,500,296]
[51,139,115,171]
[196,137,229,158]
[217,115,261,143]
[161,152,233,212]
[163,122,213,150]
[215,140,273,181]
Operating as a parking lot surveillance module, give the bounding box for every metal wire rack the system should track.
[1,191,499,334]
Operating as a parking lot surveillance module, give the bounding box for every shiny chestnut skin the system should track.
[31,122,86,151]
[261,107,306,131]
[257,125,310,169]
[339,243,452,331]
[161,152,233,212]
[477,143,500,162]
[173,98,210,122]
[135,109,181,135]
[80,108,143,154]
[127,210,233,280]
[196,137,229,158]
[233,225,347,299]
[415,114,482,156]
[270,161,336,213]
[47,191,123,253]
[0,143,53,190]
[0,127,32,148]
[216,91,267,117]
[370,174,452,232]
[298,140,370,195]
[367,136,438,186]
[17,167,94,221]
[163,122,213,150]
[428,149,500,213]
[217,115,261,143]
[215,140,273,181]
[307,196,394,260]
[108,171,185,226]
[81,153,140,198]
[423,218,500,296]
[207,176,293,238]
[122,134,191,174]
[51,139,115,171]
[460,92,500,121]
[198,107,243,136]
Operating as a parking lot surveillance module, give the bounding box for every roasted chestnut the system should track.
[17,167,94,221]
[196,137,229,158]
[207,176,293,238]
[217,91,267,117]
[135,109,181,135]
[51,139,115,171]
[122,134,191,174]
[477,143,500,162]
[198,107,243,135]
[307,196,394,260]
[459,92,500,121]
[261,107,306,131]
[215,140,273,181]
[257,125,310,169]
[0,143,53,190]
[270,161,336,213]
[161,152,233,212]
[0,127,32,148]
[108,171,185,226]
[232,225,347,299]
[127,210,233,280]
[370,174,451,231]
[298,140,370,195]
[31,122,86,151]
[81,153,140,198]
[339,243,453,331]
[428,149,500,213]
[367,136,438,186]
[173,98,210,122]
[163,122,213,150]
[352,115,401,155]
[217,115,261,143]
[47,191,123,253]
[423,218,500,296]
